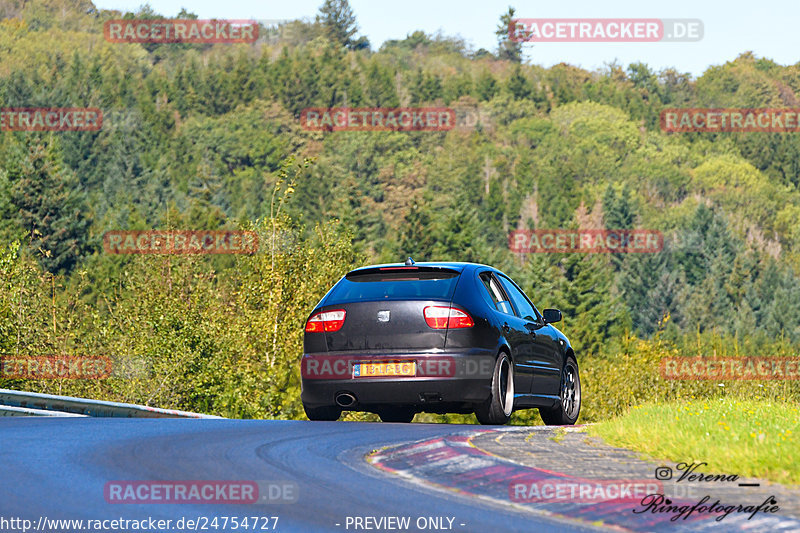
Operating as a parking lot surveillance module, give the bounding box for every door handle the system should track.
[502,323,510,333]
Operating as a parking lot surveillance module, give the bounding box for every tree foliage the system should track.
[1,0,799,418]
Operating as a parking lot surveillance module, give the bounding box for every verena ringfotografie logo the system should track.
[103,230,259,255]
[509,229,664,253]
[104,481,298,504]
[510,477,662,503]
[104,19,258,43]
[0,108,102,131]
[660,357,800,380]
[510,19,703,42]
[661,108,800,132]
[300,108,456,132]
[0,355,112,379]
[635,462,780,523]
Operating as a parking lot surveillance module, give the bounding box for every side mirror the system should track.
[542,308,562,324]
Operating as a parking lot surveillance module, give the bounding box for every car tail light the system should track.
[305,309,346,332]
[423,306,474,329]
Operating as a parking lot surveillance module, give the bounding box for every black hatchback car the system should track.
[300,261,580,425]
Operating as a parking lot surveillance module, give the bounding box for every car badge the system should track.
[377,310,390,322]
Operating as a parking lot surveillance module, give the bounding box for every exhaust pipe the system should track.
[335,392,357,408]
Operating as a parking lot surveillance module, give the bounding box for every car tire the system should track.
[475,352,514,425]
[378,407,416,423]
[303,404,342,421]
[540,355,581,426]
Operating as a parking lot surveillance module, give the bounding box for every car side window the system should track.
[479,272,515,315]
[497,275,540,322]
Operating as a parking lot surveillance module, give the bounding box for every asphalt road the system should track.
[0,419,598,533]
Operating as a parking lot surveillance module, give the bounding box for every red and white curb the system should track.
[367,428,798,532]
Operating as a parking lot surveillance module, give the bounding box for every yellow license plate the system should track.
[353,361,416,378]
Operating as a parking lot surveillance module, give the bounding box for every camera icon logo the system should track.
[655,466,673,480]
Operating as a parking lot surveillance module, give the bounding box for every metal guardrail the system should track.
[0,389,224,418]
[0,404,87,417]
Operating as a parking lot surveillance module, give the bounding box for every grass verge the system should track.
[588,397,799,485]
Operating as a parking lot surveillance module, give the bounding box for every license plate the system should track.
[353,361,416,378]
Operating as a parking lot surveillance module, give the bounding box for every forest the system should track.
[1,0,798,422]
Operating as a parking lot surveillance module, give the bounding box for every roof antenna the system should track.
[405,257,415,266]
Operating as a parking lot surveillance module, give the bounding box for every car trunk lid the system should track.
[321,266,461,352]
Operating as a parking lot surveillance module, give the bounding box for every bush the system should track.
[580,329,800,422]
[0,216,362,418]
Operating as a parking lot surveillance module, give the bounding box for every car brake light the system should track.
[423,306,474,329]
[305,309,346,332]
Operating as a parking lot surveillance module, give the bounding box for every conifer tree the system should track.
[495,6,523,63]
[2,136,91,274]
[364,61,399,107]
[506,65,533,100]
[552,254,628,356]
[399,203,435,261]
[602,184,636,271]
[476,71,499,101]
[316,0,368,50]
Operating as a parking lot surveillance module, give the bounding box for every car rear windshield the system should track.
[328,267,460,302]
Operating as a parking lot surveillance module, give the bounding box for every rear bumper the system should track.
[300,351,495,410]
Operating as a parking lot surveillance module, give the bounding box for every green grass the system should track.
[549,427,568,443]
[588,397,800,485]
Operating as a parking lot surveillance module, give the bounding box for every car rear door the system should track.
[479,271,534,393]
[495,274,561,396]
